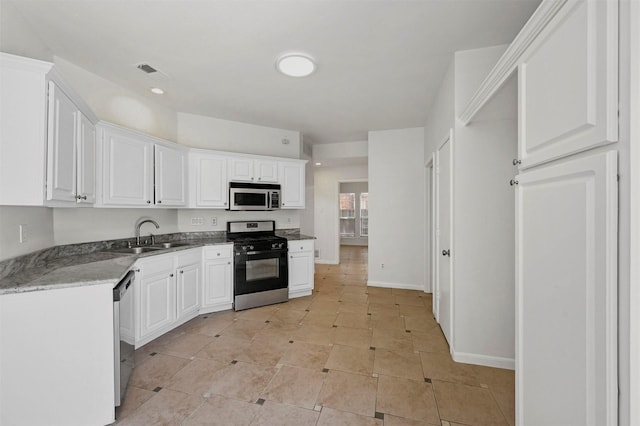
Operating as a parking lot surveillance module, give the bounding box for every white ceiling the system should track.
[7,0,540,144]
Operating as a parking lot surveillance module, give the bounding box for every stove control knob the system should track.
[241,246,248,251]
[279,243,285,249]
[271,243,278,249]
[249,245,254,250]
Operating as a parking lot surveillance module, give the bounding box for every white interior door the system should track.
[515,150,618,425]
[436,135,452,345]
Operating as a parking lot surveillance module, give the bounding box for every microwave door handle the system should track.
[267,192,270,209]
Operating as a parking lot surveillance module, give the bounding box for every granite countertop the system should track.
[0,230,314,295]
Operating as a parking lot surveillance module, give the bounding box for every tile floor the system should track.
[115,246,514,426]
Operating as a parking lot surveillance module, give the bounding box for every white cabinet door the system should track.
[176,262,200,320]
[190,153,228,208]
[515,150,618,426]
[102,129,153,206]
[229,157,254,182]
[279,161,305,209]
[203,259,233,309]
[76,112,95,204]
[139,270,175,340]
[518,0,618,169]
[255,159,278,182]
[46,81,77,202]
[288,243,314,298]
[155,144,186,206]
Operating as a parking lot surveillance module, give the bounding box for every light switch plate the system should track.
[19,224,27,243]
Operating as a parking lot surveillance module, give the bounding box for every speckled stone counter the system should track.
[0,230,315,295]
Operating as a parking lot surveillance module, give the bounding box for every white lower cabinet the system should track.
[176,251,201,322]
[201,245,234,313]
[288,240,314,298]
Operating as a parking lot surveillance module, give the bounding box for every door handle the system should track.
[442,249,450,257]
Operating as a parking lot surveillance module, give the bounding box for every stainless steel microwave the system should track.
[228,182,281,211]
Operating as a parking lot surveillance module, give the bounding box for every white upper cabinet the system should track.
[229,156,278,182]
[155,144,186,206]
[279,160,306,209]
[518,0,618,169]
[46,82,97,205]
[46,82,77,203]
[100,125,154,206]
[189,151,228,208]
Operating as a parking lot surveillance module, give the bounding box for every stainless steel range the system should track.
[227,220,288,311]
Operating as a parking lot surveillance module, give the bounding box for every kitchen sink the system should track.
[110,246,164,254]
[151,242,192,249]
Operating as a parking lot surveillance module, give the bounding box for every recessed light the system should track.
[276,53,316,77]
[315,162,322,166]
[150,87,164,95]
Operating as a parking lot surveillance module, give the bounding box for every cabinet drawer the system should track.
[175,248,201,267]
[288,239,314,253]
[203,245,232,260]
[135,253,174,275]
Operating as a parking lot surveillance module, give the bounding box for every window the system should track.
[360,192,368,237]
[339,193,356,237]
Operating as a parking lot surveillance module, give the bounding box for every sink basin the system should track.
[151,242,192,249]
[110,246,163,254]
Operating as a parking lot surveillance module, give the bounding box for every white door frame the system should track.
[629,0,640,423]
[424,156,435,294]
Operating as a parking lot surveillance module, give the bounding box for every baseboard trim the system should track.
[367,280,423,291]
[452,350,515,370]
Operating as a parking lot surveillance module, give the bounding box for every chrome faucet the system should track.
[135,219,160,246]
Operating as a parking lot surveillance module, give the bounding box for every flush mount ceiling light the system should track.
[150,87,164,95]
[276,53,316,77]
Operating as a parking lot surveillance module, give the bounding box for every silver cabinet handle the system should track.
[442,249,450,257]
[76,195,87,200]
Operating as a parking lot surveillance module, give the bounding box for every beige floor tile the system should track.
[411,327,450,353]
[394,295,427,307]
[292,323,336,346]
[165,358,232,396]
[183,314,234,337]
[280,340,332,370]
[337,300,369,314]
[383,414,433,426]
[325,344,374,376]
[373,348,424,380]
[368,303,400,316]
[219,318,267,340]
[372,328,413,352]
[208,362,277,402]
[370,313,405,331]
[260,365,325,409]
[366,286,393,296]
[196,335,252,363]
[183,394,259,426]
[156,332,215,358]
[398,304,432,318]
[116,389,202,426]
[280,296,314,311]
[115,386,155,420]
[309,300,341,312]
[404,315,439,333]
[269,308,307,324]
[491,387,516,426]
[317,370,377,417]
[334,311,371,329]
[433,380,509,426]
[419,352,479,386]
[235,338,289,366]
[334,326,373,349]
[376,375,440,424]
[250,400,319,426]
[235,304,279,322]
[469,366,515,426]
[303,310,339,326]
[128,353,190,391]
[316,407,383,426]
[253,321,300,344]
[367,294,397,305]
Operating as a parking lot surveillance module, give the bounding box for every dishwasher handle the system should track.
[113,270,135,302]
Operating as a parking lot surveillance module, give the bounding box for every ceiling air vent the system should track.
[137,63,158,74]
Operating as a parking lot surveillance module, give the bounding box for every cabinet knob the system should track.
[217,253,220,256]
[509,179,519,186]
[442,249,450,257]
[170,273,174,277]
[76,195,87,200]
[224,202,227,205]
[147,200,151,204]
[251,177,254,181]
[180,270,184,274]
[158,200,162,204]
[258,177,261,181]
[512,159,522,166]
[227,261,231,265]
[135,268,140,273]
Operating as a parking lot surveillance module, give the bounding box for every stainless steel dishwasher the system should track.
[113,270,135,408]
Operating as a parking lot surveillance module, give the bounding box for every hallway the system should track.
[115,246,514,425]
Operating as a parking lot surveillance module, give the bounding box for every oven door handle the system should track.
[245,249,287,256]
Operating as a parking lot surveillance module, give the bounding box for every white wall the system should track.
[314,141,368,162]
[53,209,179,245]
[177,112,301,158]
[0,0,52,62]
[177,209,300,233]
[314,164,368,264]
[368,128,425,289]
[424,59,454,158]
[0,207,54,261]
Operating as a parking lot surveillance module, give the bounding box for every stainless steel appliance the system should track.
[227,220,288,310]
[113,270,135,408]
[228,182,280,211]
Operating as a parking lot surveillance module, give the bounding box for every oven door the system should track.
[229,188,269,211]
[234,249,288,295]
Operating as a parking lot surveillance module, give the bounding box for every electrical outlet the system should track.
[381,263,385,269]
[287,217,291,223]
[314,249,319,258]
[211,217,217,226]
[191,217,204,226]
[19,224,27,243]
